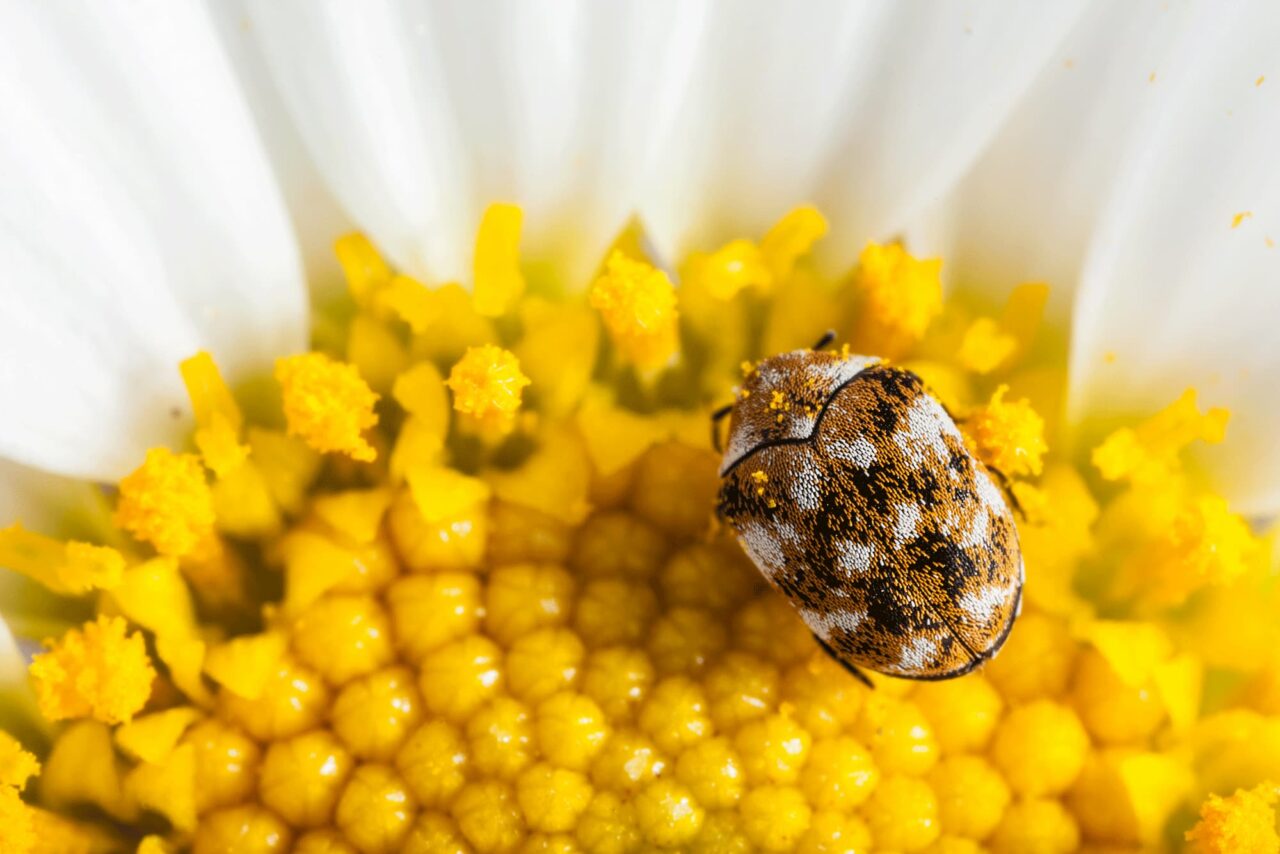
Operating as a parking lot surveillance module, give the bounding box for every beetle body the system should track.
[716,348,1022,681]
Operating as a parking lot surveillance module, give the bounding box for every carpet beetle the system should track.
[714,334,1023,686]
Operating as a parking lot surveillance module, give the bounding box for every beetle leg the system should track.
[812,329,837,351]
[710,402,734,454]
[985,466,1026,519]
[811,632,875,689]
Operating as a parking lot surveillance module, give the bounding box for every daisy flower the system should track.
[1,3,1278,852]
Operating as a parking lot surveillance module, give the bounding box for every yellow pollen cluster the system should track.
[276,352,380,462]
[28,615,155,725]
[0,525,125,595]
[966,385,1049,478]
[446,344,531,432]
[0,204,1273,854]
[589,251,679,371]
[115,447,216,557]
[851,241,943,359]
[1186,782,1280,853]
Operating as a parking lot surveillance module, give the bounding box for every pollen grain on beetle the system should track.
[0,204,1273,854]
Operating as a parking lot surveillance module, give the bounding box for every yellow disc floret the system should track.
[445,344,531,431]
[275,352,379,462]
[11,205,1280,853]
[29,615,155,724]
[115,447,216,557]
[589,251,679,371]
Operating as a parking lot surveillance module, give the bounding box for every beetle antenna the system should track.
[710,402,734,453]
[812,330,837,351]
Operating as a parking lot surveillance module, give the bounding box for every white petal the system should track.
[638,0,1088,265]
[240,0,476,284]
[0,2,307,480]
[206,2,356,296]
[239,0,704,288]
[944,0,1204,315]
[1062,0,1280,515]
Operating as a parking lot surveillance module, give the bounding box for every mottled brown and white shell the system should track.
[716,348,1023,682]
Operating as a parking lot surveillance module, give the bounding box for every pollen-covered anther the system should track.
[115,447,216,558]
[851,241,943,358]
[589,250,679,371]
[445,344,531,431]
[275,352,380,462]
[0,732,39,791]
[0,525,125,595]
[966,385,1048,478]
[28,615,156,725]
[1186,782,1280,853]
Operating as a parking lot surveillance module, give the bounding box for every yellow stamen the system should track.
[115,707,202,765]
[967,385,1048,478]
[29,616,155,725]
[474,202,526,317]
[180,351,249,477]
[590,251,679,371]
[1186,782,1280,853]
[204,631,288,701]
[406,465,492,525]
[690,240,771,301]
[0,732,38,791]
[851,242,943,359]
[312,487,394,544]
[115,448,216,557]
[760,204,828,281]
[125,742,197,832]
[275,352,380,462]
[334,232,392,307]
[957,317,1017,375]
[1092,388,1229,484]
[0,525,124,595]
[445,344,531,431]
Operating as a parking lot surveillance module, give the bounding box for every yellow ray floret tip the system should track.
[967,385,1048,478]
[0,525,125,595]
[1186,782,1280,853]
[446,344,531,429]
[590,251,679,370]
[276,352,380,462]
[115,448,216,558]
[29,615,155,725]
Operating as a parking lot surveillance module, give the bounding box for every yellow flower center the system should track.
[0,202,1271,853]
